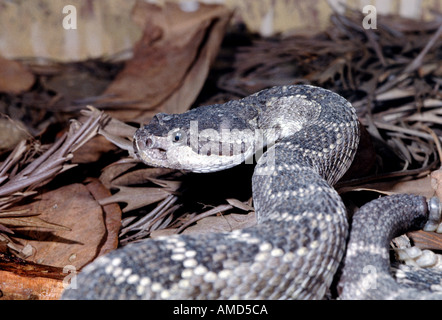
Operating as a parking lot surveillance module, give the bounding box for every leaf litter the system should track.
[0,3,441,299]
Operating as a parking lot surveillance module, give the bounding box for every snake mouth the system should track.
[143,137,167,159]
[147,147,167,160]
[133,129,168,163]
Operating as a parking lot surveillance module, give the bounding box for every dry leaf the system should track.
[71,135,117,164]
[150,228,177,238]
[430,169,442,200]
[85,178,121,257]
[338,175,434,198]
[146,178,182,191]
[98,2,232,122]
[19,183,106,270]
[375,88,415,101]
[0,208,34,218]
[0,117,29,153]
[45,67,112,108]
[102,166,177,188]
[0,56,35,94]
[182,212,256,235]
[226,198,254,212]
[407,231,442,251]
[99,161,139,189]
[0,216,70,232]
[0,224,13,234]
[99,186,172,213]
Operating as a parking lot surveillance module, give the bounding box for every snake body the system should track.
[339,194,442,299]
[62,85,442,299]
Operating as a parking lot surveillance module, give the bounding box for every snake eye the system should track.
[173,132,182,142]
[169,129,187,145]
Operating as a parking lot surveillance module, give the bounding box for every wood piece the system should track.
[0,253,66,300]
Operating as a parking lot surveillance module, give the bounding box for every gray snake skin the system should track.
[339,194,442,299]
[62,85,442,299]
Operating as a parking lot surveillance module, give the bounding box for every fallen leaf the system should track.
[0,208,34,218]
[0,56,35,94]
[182,212,256,235]
[226,198,254,212]
[150,228,177,238]
[98,2,232,122]
[146,178,182,192]
[407,231,442,251]
[45,66,112,109]
[103,166,178,188]
[430,169,442,200]
[99,186,172,213]
[338,175,434,198]
[19,183,106,270]
[85,178,121,256]
[0,117,29,153]
[71,135,117,164]
[0,216,70,232]
[375,88,415,101]
[99,161,139,189]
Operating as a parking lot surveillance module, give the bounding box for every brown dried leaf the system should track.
[45,66,112,108]
[0,224,14,234]
[0,56,35,94]
[375,88,415,101]
[150,228,177,238]
[0,216,70,232]
[99,186,172,213]
[99,161,139,189]
[71,135,117,164]
[407,230,442,251]
[310,57,346,84]
[405,107,442,125]
[103,166,177,188]
[89,110,138,154]
[0,118,29,153]
[226,198,254,212]
[338,175,434,198]
[430,169,442,201]
[20,183,106,270]
[85,178,121,257]
[147,178,181,192]
[0,208,33,218]
[182,212,256,235]
[99,2,232,122]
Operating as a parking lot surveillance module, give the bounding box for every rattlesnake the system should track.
[62,85,442,299]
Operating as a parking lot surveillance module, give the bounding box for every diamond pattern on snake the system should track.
[62,85,442,300]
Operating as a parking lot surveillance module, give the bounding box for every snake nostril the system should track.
[145,138,153,148]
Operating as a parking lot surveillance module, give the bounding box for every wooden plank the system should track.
[0,253,67,300]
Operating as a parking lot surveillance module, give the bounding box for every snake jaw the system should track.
[133,128,169,166]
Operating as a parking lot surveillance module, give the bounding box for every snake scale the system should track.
[62,85,442,299]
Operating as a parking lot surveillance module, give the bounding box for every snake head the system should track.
[133,106,258,173]
[133,113,189,170]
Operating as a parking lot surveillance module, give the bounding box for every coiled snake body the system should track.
[62,85,442,299]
